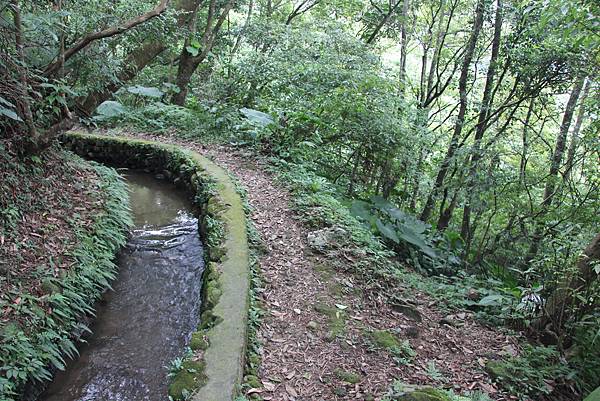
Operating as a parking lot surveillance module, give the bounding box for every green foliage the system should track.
[94,100,234,141]
[486,345,575,399]
[384,381,492,401]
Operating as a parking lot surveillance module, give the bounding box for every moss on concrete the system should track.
[190,332,209,351]
[168,360,207,400]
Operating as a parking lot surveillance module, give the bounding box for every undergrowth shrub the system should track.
[486,345,574,399]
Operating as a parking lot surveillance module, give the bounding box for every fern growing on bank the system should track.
[0,159,132,399]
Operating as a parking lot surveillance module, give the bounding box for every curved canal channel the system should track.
[40,171,205,401]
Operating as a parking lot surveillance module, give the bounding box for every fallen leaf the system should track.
[285,384,298,397]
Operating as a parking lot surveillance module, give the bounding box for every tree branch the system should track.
[44,0,170,77]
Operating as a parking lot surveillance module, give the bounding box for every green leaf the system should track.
[478,294,504,306]
[126,85,163,98]
[0,106,23,122]
[95,101,125,119]
[375,219,399,243]
[239,108,274,127]
[186,46,199,57]
[350,200,372,221]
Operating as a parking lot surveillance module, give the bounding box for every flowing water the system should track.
[40,171,204,401]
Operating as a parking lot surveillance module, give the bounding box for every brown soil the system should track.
[122,131,522,401]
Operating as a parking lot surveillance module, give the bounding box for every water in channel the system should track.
[40,171,204,401]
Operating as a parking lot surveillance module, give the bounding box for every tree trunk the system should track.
[366,0,402,44]
[519,97,535,184]
[11,0,37,141]
[525,76,585,261]
[460,0,503,243]
[398,0,411,89]
[44,0,170,77]
[420,0,486,223]
[80,42,168,115]
[564,78,590,182]
[536,233,600,337]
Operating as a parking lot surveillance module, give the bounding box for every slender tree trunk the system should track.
[366,0,402,44]
[519,97,535,184]
[420,0,486,223]
[230,0,253,63]
[460,0,503,243]
[564,78,590,182]
[398,0,411,89]
[11,0,37,140]
[525,76,586,261]
[425,0,446,103]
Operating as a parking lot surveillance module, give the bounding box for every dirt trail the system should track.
[127,133,519,401]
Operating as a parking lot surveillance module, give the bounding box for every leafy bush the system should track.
[486,345,575,399]
[93,99,234,141]
[350,196,465,275]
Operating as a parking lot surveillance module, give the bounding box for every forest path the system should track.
[121,132,518,401]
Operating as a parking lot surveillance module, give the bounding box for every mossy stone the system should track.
[208,245,227,262]
[206,285,222,307]
[313,303,346,339]
[485,360,510,379]
[190,331,209,351]
[370,329,400,350]
[168,360,206,400]
[207,197,225,215]
[334,369,360,384]
[396,387,451,401]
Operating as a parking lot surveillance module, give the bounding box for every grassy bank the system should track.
[0,143,132,399]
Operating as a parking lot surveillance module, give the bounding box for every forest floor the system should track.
[0,144,104,326]
[119,130,523,401]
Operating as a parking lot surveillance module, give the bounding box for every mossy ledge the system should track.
[62,132,250,401]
